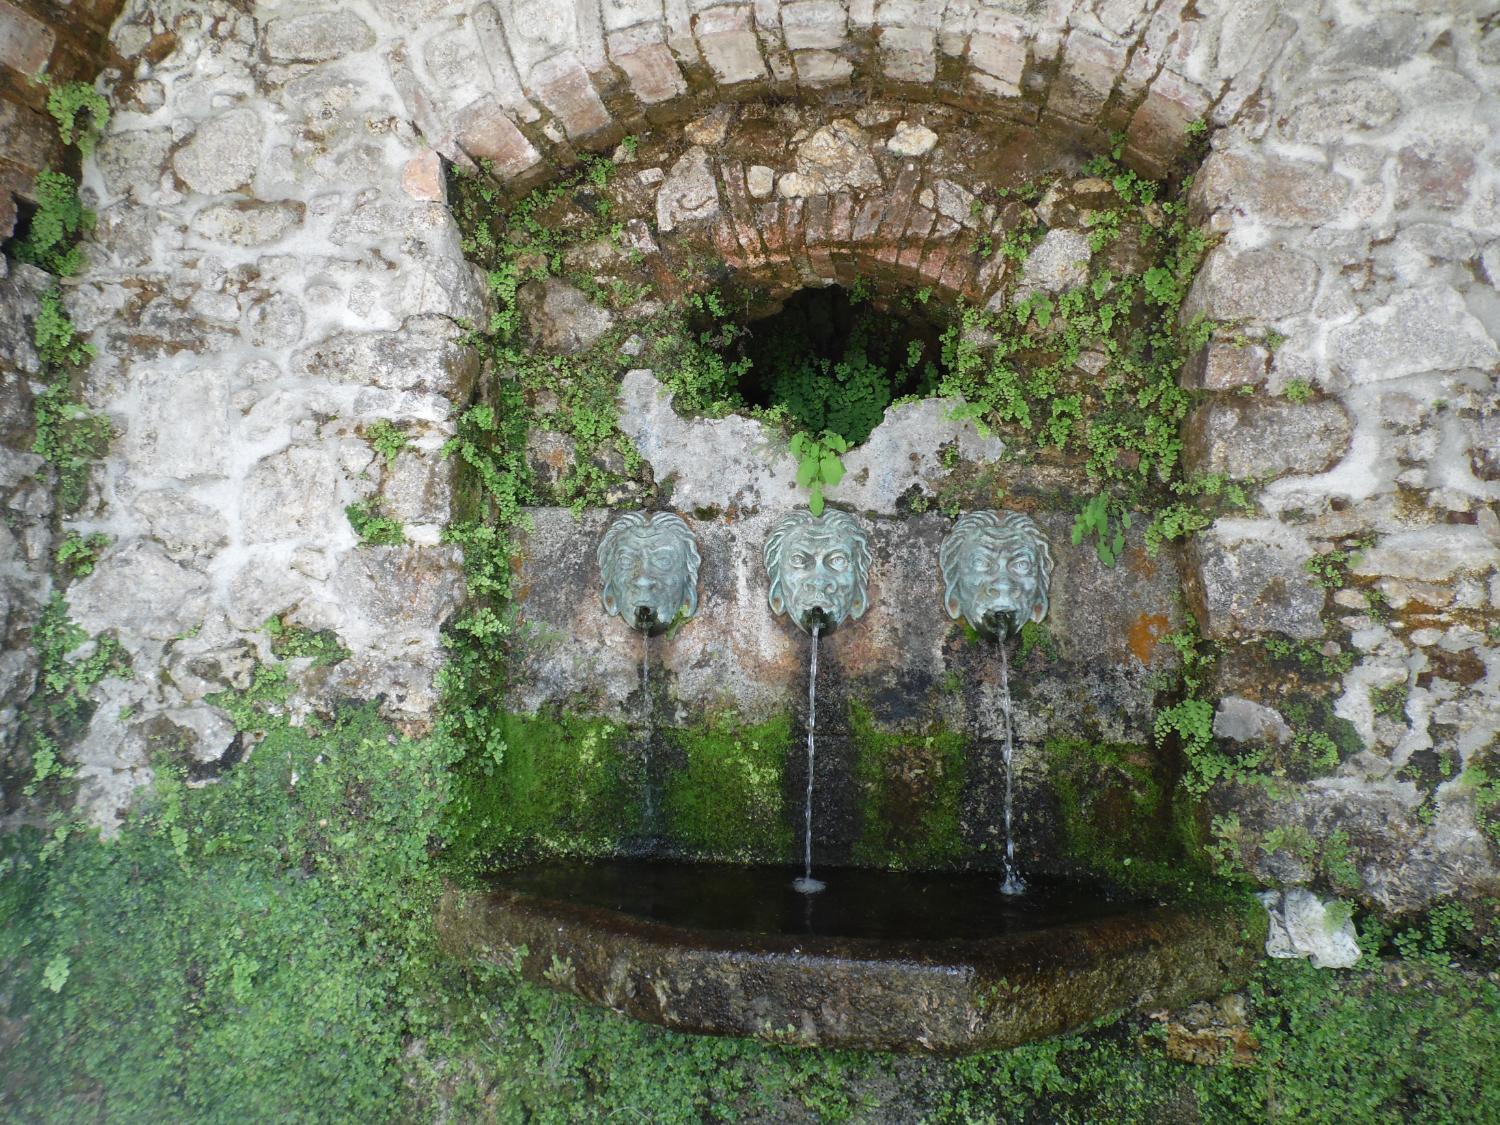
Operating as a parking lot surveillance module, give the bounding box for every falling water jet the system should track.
[996,636,1026,896]
[639,629,654,830]
[792,619,826,895]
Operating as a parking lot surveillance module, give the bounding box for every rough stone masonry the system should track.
[0,0,1494,918]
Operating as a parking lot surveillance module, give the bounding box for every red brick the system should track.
[607,29,686,105]
[531,54,612,140]
[898,205,936,273]
[455,96,541,179]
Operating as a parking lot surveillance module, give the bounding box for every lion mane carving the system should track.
[597,511,701,631]
[763,510,874,633]
[939,511,1054,637]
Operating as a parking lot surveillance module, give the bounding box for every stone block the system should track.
[1193,151,1351,227]
[1192,520,1325,640]
[1329,286,1498,384]
[694,4,767,85]
[793,48,852,85]
[1125,68,1211,170]
[69,539,211,641]
[328,544,465,644]
[879,25,937,83]
[1181,339,1270,390]
[125,365,231,480]
[242,445,345,544]
[295,316,480,398]
[1395,141,1475,211]
[1183,247,1319,323]
[456,96,542,178]
[263,11,375,62]
[0,100,57,176]
[402,150,446,202]
[189,200,303,246]
[782,0,846,50]
[172,108,264,196]
[1048,30,1126,123]
[1281,78,1400,144]
[507,504,1181,746]
[96,127,173,203]
[1016,228,1092,299]
[969,12,1027,91]
[656,145,721,232]
[519,278,614,354]
[1184,398,1352,481]
[0,0,53,74]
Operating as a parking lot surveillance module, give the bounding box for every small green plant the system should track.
[366,420,410,466]
[17,173,92,276]
[345,500,405,546]
[1305,538,1371,589]
[264,615,351,668]
[1071,492,1132,567]
[1283,378,1314,403]
[790,430,847,517]
[54,531,109,578]
[41,78,110,155]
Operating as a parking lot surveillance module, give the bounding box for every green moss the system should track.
[849,703,968,868]
[663,712,794,861]
[1045,737,1226,897]
[444,709,635,868]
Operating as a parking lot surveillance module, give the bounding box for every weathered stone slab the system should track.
[439,871,1265,1053]
[1184,398,1352,481]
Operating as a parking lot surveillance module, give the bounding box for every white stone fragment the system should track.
[886,121,938,156]
[1258,889,1362,969]
[746,164,775,199]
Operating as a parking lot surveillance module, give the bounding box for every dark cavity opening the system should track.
[728,286,946,447]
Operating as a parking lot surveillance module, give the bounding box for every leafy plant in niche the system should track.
[790,431,847,517]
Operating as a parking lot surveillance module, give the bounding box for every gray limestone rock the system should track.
[124,365,232,481]
[1214,697,1292,745]
[295,317,479,397]
[241,446,343,544]
[263,11,376,62]
[1258,888,1361,969]
[781,119,882,196]
[172,108,264,195]
[1282,79,1400,144]
[655,146,721,232]
[1185,247,1319,323]
[1330,287,1499,384]
[1185,398,1352,481]
[519,279,614,354]
[1193,520,1325,639]
[95,128,173,202]
[131,489,229,563]
[189,200,304,246]
[1016,229,1093,299]
[69,539,211,641]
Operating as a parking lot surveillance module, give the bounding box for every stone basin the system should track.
[438,859,1266,1053]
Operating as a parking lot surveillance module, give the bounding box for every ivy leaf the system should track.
[821,454,845,486]
[808,483,825,516]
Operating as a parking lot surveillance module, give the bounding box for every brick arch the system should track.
[412,1,1239,190]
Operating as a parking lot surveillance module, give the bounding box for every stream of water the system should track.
[793,625,826,895]
[998,642,1026,896]
[640,631,654,829]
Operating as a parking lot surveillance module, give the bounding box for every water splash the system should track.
[640,631,654,830]
[998,642,1026,896]
[793,624,826,895]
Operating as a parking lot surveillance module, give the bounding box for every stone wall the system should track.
[9,0,1496,912]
